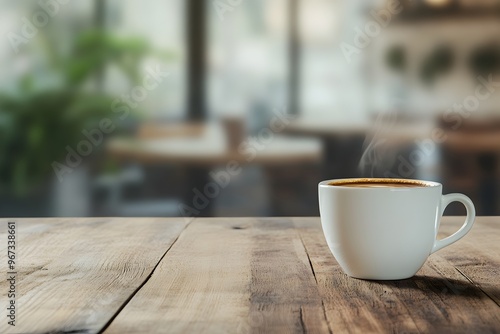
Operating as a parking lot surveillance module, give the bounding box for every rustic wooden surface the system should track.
[0,217,499,333]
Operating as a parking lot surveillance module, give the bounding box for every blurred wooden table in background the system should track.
[107,123,323,216]
[108,122,322,166]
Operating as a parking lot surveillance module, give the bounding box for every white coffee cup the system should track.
[318,178,476,280]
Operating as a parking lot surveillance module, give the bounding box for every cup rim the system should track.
[319,178,441,189]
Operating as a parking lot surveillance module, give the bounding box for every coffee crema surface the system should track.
[329,179,430,188]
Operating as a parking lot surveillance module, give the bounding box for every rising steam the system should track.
[358,111,400,177]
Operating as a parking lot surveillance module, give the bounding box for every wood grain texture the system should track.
[104,217,329,334]
[247,218,329,333]
[293,216,500,334]
[437,217,500,307]
[1,217,499,334]
[0,218,187,334]
[105,218,255,333]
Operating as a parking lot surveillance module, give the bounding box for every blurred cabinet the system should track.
[439,119,500,215]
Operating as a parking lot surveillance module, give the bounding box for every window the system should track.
[207,0,289,123]
[299,0,368,124]
[104,0,186,119]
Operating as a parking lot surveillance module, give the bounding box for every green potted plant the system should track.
[0,28,170,216]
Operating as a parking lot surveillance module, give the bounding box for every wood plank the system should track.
[438,216,500,307]
[104,217,330,333]
[248,218,330,333]
[0,218,187,334]
[294,217,500,333]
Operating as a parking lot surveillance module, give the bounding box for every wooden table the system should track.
[1,217,499,333]
[108,123,322,166]
[107,123,322,215]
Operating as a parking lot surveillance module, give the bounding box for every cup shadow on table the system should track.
[366,275,490,298]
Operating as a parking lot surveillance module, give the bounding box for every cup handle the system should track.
[431,193,476,254]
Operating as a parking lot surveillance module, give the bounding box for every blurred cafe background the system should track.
[1,0,500,217]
